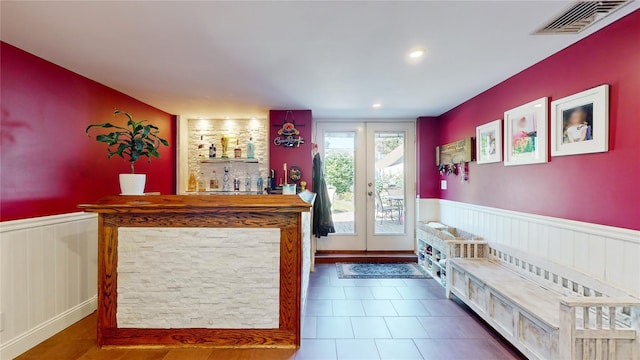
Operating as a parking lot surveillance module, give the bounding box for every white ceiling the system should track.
[1,1,638,120]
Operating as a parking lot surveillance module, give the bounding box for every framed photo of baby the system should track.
[551,84,609,157]
[476,119,502,164]
[503,97,548,166]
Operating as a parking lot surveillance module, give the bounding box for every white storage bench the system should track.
[416,221,484,287]
[446,242,640,360]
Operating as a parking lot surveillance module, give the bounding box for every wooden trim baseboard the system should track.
[0,297,97,359]
[100,328,296,348]
[314,251,417,264]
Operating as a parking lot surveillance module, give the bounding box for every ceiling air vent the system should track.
[533,0,632,34]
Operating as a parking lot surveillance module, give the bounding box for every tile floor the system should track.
[16,263,526,360]
[298,264,525,360]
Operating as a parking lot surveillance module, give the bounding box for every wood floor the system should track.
[15,312,297,360]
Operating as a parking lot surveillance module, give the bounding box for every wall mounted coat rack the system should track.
[436,137,474,166]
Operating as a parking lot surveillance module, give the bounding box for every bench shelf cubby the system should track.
[416,221,483,288]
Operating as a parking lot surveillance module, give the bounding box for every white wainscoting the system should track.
[0,212,98,360]
[417,199,640,298]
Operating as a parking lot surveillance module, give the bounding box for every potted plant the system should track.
[86,110,169,195]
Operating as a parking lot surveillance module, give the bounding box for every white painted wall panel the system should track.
[26,227,46,330]
[54,222,69,315]
[587,234,605,281]
[41,227,57,325]
[622,241,640,296]
[572,231,589,275]
[0,212,98,360]
[419,199,640,298]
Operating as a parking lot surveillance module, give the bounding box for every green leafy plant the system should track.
[86,110,169,174]
[325,152,354,194]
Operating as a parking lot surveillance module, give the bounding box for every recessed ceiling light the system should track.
[408,48,426,59]
[225,117,231,120]
[372,103,382,108]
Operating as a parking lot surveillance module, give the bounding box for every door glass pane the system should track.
[374,131,405,234]
[324,132,355,234]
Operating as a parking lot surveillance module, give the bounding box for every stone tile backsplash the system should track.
[187,118,269,186]
[117,227,281,329]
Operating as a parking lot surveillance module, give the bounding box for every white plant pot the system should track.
[119,174,146,195]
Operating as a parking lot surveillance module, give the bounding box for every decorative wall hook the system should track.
[459,161,469,182]
[446,162,457,175]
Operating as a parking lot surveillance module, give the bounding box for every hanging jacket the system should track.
[312,152,336,238]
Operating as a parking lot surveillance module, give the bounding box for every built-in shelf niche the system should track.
[199,158,259,164]
[182,117,269,193]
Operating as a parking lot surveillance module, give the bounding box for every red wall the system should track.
[416,117,441,199]
[426,10,640,230]
[269,110,313,190]
[0,42,176,221]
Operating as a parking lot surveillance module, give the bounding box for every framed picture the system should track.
[476,120,502,164]
[503,97,548,166]
[550,84,609,157]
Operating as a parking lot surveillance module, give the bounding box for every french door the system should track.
[315,122,416,251]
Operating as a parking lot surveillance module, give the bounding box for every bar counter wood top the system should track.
[79,194,312,213]
[79,195,313,349]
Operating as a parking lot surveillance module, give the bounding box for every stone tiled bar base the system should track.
[117,227,280,329]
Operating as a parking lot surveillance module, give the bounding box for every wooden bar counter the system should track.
[79,195,313,348]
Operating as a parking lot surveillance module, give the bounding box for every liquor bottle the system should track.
[188,172,197,192]
[233,174,240,191]
[223,167,231,191]
[270,169,277,190]
[197,171,206,192]
[234,138,242,158]
[245,173,252,192]
[198,135,206,158]
[256,173,263,194]
[210,170,219,190]
[209,144,215,158]
[247,137,255,159]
